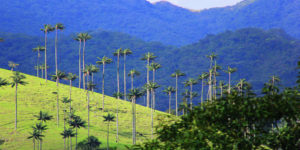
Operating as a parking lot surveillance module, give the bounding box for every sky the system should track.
[147,0,244,10]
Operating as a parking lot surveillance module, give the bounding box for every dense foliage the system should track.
[0,28,299,111]
[0,0,299,45]
[128,70,300,149]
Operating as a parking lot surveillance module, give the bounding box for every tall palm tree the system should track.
[171,70,185,116]
[34,111,53,123]
[28,129,44,150]
[8,61,19,72]
[65,73,77,112]
[206,53,217,100]
[112,92,123,143]
[11,71,27,131]
[149,62,161,82]
[141,52,157,108]
[61,128,75,150]
[103,113,115,150]
[41,24,54,82]
[32,123,47,150]
[224,66,237,94]
[75,33,84,88]
[54,23,65,87]
[128,88,144,144]
[183,78,198,110]
[145,82,160,139]
[69,116,86,150]
[51,71,67,127]
[128,69,140,90]
[113,48,123,100]
[198,72,208,105]
[163,86,175,114]
[0,38,3,42]
[122,49,132,101]
[113,49,123,143]
[32,46,45,77]
[96,56,112,110]
[81,33,92,90]
[86,81,96,138]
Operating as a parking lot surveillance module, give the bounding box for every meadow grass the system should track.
[0,68,170,150]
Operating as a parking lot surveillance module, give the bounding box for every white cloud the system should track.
[147,0,244,10]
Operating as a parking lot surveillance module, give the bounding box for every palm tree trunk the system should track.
[57,79,60,127]
[228,73,231,94]
[87,77,90,138]
[33,139,35,150]
[151,89,154,139]
[37,51,40,77]
[82,39,86,90]
[131,75,133,90]
[102,63,105,111]
[169,93,171,114]
[67,137,69,150]
[55,28,58,87]
[175,76,178,116]
[70,136,72,150]
[116,54,120,143]
[117,54,120,99]
[107,122,109,150]
[40,140,42,150]
[220,86,223,98]
[153,69,155,82]
[87,91,90,137]
[15,84,18,131]
[44,31,48,82]
[146,59,150,108]
[63,110,66,150]
[124,54,127,101]
[75,128,78,150]
[201,79,204,106]
[190,84,193,110]
[37,139,39,150]
[132,97,135,144]
[41,68,44,79]
[69,81,72,112]
[92,73,94,92]
[78,40,81,88]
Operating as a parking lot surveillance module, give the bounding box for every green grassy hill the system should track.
[0,68,169,150]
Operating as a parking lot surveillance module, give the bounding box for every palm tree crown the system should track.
[34,111,53,122]
[96,56,113,65]
[171,70,185,78]
[11,72,27,87]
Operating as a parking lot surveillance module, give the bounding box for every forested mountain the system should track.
[0,0,299,45]
[0,28,299,111]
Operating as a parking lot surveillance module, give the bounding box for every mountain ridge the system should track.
[0,0,299,45]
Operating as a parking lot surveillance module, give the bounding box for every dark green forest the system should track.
[0,28,299,111]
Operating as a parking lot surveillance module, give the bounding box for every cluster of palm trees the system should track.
[1,26,251,149]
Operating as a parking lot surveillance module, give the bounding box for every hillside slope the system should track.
[0,68,169,149]
[0,0,299,45]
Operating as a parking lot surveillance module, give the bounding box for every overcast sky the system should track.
[147,0,244,10]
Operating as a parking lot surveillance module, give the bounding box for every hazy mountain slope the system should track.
[0,28,299,111]
[0,0,299,45]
